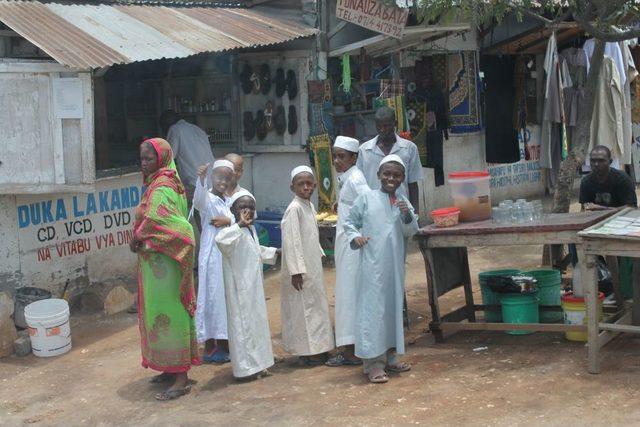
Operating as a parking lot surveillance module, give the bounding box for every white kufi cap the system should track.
[290,165,314,182]
[333,136,360,153]
[378,154,405,171]
[228,189,255,207]
[212,159,235,172]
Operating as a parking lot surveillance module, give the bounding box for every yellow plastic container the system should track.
[561,292,604,342]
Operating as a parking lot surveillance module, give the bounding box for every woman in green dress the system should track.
[130,138,199,401]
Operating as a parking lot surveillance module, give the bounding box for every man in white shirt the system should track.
[160,110,215,193]
[356,107,423,215]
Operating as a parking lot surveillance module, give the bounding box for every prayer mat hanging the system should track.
[447,51,482,134]
[309,134,336,212]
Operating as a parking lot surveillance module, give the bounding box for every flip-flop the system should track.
[202,349,230,364]
[325,353,363,367]
[386,362,411,373]
[155,385,191,401]
[286,69,298,99]
[288,105,297,135]
[299,356,325,366]
[150,373,174,384]
[367,368,389,384]
[275,68,286,98]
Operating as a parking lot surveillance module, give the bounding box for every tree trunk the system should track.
[552,39,607,213]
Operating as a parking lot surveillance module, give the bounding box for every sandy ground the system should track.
[3,242,640,426]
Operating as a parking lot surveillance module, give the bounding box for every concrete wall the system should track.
[0,173,141,299]
[488,125,545,203]
[248,152,318,212]
[420,125,546,218]
[420,131,486,215]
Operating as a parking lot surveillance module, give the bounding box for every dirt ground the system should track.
[3,242,640,426]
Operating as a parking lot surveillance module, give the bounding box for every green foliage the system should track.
[417,0,640,31]
[417,0,563,27]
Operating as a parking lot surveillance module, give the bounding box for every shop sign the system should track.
[336,0,410,39]
[488,126,542,189]
[15,174,144,263]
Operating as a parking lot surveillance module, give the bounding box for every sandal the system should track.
[202,349,230,364]
[367,367,389,384]
[325,353,363,367]
[150,373,174,384]
[386,362,411,373]
[299,356,326,366]
[155,385,191,401]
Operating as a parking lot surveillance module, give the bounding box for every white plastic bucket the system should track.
[24,298,71,357]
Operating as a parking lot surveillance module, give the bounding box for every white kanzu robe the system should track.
[193,179,232,342]
[216,224,277,378]
[280,196,335,355]
[334,166,370,347]
[344,189,418,359]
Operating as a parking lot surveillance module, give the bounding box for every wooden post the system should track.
[633,259,640,325]
[420,238,444,342]
[94,76,109,170]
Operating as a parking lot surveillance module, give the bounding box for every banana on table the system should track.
[315,212,337,223]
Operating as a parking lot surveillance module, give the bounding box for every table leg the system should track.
[581,249,600,374]
[632,259,640,326]
[420,241,444,342]
[460,248,476,322]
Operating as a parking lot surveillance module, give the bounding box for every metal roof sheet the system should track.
[0,1,317,69]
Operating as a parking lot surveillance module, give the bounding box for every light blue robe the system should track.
[344,189,419,359]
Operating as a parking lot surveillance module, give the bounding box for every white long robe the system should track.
[344,189,418,359]
[193,179,232,342]
[334,166,369,347]
[280,196,335,355]
[216,224,277,378]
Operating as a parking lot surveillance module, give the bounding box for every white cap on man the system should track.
[212,159,235,172]
[333,136,360,153]
[290,165,314,182]
[378,154,406,171]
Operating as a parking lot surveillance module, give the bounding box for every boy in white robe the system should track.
[216,190,279,379]
[344,154,419,383]
[280,166,335,365]
[326,136,369,367]
[193,159,234,363]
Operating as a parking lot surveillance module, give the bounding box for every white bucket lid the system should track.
[24,298,69,319]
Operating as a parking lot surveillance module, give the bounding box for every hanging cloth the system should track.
[342,54,351,94]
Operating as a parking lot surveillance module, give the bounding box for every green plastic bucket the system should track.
[479,269,521,322]
[522,269,562,323]
[500,292,539,335]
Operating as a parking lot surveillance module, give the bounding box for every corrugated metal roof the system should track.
[0,1,317,69]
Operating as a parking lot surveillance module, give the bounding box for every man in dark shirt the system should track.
[578,145,637,299]
[579,145,637,210]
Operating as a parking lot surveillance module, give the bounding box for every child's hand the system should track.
[353,236,370,248]
[210,216,231,228]
[197,163,210,178]
[291,274,303,291]
[237,209,253,227]
[396,200,410,214]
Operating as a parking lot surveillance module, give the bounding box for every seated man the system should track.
[579,145,637,299]
[580,145,637,211]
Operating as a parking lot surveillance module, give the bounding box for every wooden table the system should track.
[415,210,615,344]
[578,208,640,373]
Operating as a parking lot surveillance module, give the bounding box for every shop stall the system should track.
[416,210,614,343]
